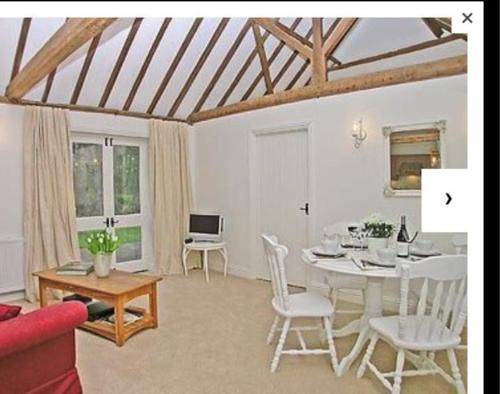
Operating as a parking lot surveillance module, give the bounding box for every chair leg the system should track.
[447,349,466,394]
[357,332,378,378]
[266,315,280,344]
[270,317,290,373]
[392,349,406,394]
[323,316,338,373]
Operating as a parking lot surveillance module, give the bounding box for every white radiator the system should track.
[0,237,24,294]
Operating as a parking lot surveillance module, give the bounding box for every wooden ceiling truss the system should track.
[1,17,466,124]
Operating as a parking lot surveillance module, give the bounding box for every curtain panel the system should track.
[149,120,193,275]
[23,106,80,302]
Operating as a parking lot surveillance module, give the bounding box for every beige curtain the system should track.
[149,120,193,275]
[24,106,80,302]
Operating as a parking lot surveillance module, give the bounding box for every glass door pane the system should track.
[113,145,140,215]
[111,141,148,272]
[72,143,104,217]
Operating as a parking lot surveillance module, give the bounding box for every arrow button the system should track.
[445,193,452,205]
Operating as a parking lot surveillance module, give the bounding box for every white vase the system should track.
[367,237,389,256]
[94,254,112,278]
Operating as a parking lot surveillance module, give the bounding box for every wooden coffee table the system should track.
[34,268,162,346]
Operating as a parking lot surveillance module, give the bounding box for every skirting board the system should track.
[0,290,25,303]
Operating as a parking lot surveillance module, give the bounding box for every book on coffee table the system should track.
[56,261,94,276]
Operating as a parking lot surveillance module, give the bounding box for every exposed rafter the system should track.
[252,23,273,94]
[71,33,102,105]
[322,18,357,58]
[99,18,143,108]
[168,18,229,117]
[7,18,116,100]
[123,18,171,111]
[192,19,252,113]
[147,18,202,114]
[41,68,56,102]
[217,25,273,107]
[240,18,302,102]
[253,18,313,60]
[422,18,444,38]
[10,18,31,82]
[328,33,466,72]
[189,55,467,123]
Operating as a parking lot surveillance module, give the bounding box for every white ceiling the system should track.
[0,17,467,120]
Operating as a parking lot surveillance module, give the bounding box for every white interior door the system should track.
[72,134,151,272]
[255,128,309,287]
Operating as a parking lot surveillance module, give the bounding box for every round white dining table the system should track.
[301,248,401,377]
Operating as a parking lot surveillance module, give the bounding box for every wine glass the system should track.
[358,226,373,252]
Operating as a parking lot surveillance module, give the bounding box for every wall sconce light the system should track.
[352,118,367,148]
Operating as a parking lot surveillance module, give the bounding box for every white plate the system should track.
[409,246,441,257]
[311,246,346,258]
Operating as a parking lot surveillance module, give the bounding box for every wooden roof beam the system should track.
[123,18,171,111]
[322,18,357,58]
[192,19,252,113]
[99,18,143,108]
[253,18,313,60]
[252,23,273,94]
[71,33,102,105]
[422,18,444,38]
[328,33,466,72]
[147,18,202,114]
[189,55,467,123]
[311,18,326,85]
[6,18,116,99]
[240,18,302,102]
[168,18,229,117]
[10,18,31,82]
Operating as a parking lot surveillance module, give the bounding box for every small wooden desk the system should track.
[34,269,162,347]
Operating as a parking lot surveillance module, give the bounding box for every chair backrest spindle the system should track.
[398,255,467,343]
[262,234,290,311]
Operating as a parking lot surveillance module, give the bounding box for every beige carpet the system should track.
[17,270,466,394]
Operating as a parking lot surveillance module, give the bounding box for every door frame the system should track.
[248,122,316,282]
[71,131,153,272]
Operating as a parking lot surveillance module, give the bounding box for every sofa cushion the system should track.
[0,304,22,321]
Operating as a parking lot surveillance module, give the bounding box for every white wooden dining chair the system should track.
[452,234,467,254]
[357,255,467,394]
[323,222,367,318]
[261,234,338,373]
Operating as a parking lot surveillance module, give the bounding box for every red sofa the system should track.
[0,301,88,394]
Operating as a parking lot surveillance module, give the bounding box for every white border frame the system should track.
[248,122,315,283]
[383,120,446,197]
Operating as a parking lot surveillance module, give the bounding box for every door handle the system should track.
[299,203,309,216]
[110,217,119,227]
[103,217,110,227]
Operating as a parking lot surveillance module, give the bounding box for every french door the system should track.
[71,133,151,272]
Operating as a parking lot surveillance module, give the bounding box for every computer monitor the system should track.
[188,213,223,241]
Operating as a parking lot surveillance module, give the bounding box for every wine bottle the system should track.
[396,216,410,257]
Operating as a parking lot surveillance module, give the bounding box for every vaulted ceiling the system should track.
[0,17,467,123]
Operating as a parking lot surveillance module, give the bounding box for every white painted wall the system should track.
[193,75,467,304]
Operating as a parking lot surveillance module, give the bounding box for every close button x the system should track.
[462,13,473,23]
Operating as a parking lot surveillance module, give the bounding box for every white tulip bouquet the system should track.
[85,230,121,256]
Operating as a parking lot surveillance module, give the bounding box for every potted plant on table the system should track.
[85,230,121,278]
[362,213,395,255]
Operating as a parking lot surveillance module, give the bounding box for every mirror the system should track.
[383,120,445,197]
